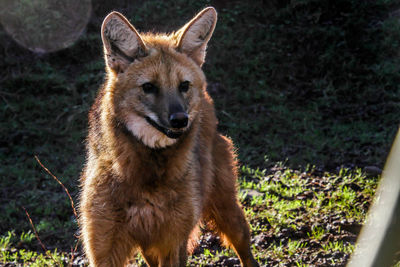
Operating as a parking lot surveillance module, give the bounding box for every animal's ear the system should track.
[176,7,217,66]
[101,12,147,74]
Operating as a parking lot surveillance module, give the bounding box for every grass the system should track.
[187,165,376,266]
[0,0,399,266]
[0,230,66,266]
[2,165,373,265]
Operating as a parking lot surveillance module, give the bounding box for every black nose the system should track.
[169,112,188,129]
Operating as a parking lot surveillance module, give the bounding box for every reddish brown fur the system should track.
[79,7,258,267]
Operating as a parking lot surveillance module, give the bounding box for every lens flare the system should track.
[0,0,91,53]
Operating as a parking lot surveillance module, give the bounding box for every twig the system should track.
[34,155,81,266]
[34,155,78,219]
[69,246,74,267]
[22,206,47,253]
[69,239,80,267]
[22,206,61,265]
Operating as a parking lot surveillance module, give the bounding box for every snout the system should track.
[169,112,188,129]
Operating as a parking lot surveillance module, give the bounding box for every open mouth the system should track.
[145,116,183,139]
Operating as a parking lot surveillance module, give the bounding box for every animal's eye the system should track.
[179,81,190,93]
[142,83,158,94]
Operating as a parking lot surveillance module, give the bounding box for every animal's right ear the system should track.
[101,12,147,74]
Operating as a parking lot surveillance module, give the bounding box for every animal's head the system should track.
[101,7,217,148]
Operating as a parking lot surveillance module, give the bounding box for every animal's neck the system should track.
[108,116,198,185]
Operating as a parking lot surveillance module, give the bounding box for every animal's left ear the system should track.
[176,7,217,66]
[101,11,147,74]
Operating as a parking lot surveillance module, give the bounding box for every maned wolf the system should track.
[79,7,258,267]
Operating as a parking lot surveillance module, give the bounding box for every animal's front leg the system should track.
[80,198,132,267]
[178,238,189,267]
[142,249,159,267]
[209,200,259,267]
[145,245,180,267]
[206,134,259,267]
[142,242,186,267]
[158,252,179,267]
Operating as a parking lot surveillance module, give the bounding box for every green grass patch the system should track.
[185,164,379,266]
